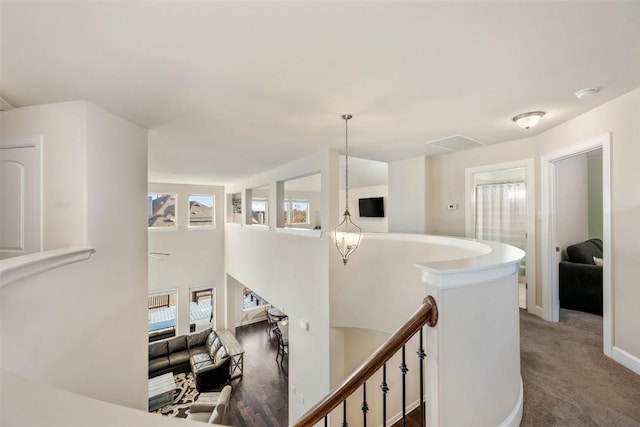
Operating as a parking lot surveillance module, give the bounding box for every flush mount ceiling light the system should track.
[332,114,362,266]
[512,111,546,129]
[575,87,600,100]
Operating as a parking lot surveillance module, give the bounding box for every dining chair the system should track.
[274,327,288,367]
[264,307,278,337]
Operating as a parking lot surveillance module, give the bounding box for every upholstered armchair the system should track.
[187,385,232,424]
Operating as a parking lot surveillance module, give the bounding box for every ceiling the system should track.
[2,1,639,185]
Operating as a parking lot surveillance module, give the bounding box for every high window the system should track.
[148,193,177,229]
[284,199,310,225]
[189,195,214,228]
[252,199,268,225]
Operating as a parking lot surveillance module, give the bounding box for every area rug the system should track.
[151,373,199,418]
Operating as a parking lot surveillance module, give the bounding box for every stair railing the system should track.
[292,296,438,427]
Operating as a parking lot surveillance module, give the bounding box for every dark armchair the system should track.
[559,238,603,315]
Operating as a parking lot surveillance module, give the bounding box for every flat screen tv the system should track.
[358,197,385,218]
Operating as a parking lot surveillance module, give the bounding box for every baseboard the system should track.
[235,317,266,328]
[383,398,421,426]
[528,305,544,319]
[612,346,640,376]
[498,377,523,427]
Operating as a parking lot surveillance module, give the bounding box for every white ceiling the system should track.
[2,1,639,185]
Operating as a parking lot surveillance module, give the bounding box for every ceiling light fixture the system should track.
[575,87,600,100]
[332,114,362,266]
[512,111,546,129]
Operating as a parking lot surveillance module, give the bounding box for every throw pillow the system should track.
[206,331,218,348]
[187,328,212,349]
[593,256,603,266]
[209,338,222,359]
[214,346,228,364]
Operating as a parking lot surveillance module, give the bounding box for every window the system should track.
[227,192,242,223]
[148,291,177,341]
[189,195,214,228]
[252,198,268,225]
[242,287,269,311]
[190,286,214,330]
[284,199,310,225]
[148,193,177,228]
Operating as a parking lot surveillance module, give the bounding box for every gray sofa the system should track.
[148,328,231,391]
[559,238,603,315]
[186,385,232,424]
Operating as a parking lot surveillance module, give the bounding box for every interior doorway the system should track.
[465,159,536,313]
[540,133,612,356]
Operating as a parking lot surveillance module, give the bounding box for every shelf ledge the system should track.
[0,247,96,288]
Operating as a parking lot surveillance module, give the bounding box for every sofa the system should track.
[190,330,231,391]
[559,238,603,315]
[186,385,232,424]
[148,328,231,391]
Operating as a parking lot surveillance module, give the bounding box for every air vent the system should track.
[425,135,484,152]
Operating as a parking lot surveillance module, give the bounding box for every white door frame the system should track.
[540,133,611,356]
[465,158,537,315]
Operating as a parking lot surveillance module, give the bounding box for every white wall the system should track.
[0,101,149,409]
[225,150,337,423]
[2,369,204,427]
[535,87,640,369]
[339,185,389,233]
[429,138,538,237]
[328,328,422,427]
[388,156,429,234]
[330,234,483,334]
[1,102,88,249]
[556,154,589,259]
[427,87,640,371]
[148,182,225,334]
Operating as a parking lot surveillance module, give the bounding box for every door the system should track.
[0,136,42,259]
[465,160,536,313]
[475,180,527,309]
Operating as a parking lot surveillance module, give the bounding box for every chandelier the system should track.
[332,114,362,265]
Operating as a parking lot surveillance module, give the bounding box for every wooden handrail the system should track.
[292,296,438,427]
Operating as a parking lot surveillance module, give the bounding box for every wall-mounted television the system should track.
[358,197,385,218]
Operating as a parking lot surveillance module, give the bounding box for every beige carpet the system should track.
[520,309,640,426]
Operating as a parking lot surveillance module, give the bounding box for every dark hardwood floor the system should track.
[390,404,423,427]
[227,321,289,427]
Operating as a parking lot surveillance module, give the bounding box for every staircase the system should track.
[292,296,438,427]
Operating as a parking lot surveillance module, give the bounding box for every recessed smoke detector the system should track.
[575,87,600,100]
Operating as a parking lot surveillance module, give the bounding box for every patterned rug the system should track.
[151,373,199,418]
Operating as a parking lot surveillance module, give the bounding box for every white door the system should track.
[0,136,43,259]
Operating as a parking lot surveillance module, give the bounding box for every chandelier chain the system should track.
[345,116,349,210]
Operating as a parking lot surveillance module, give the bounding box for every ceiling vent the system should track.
[425,135,485,152]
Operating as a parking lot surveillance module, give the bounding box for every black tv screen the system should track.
[359,197,385,217]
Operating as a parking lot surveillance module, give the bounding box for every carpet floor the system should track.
[520,309,640,426]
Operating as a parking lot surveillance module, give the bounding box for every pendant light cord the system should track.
[344,116,349,211]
